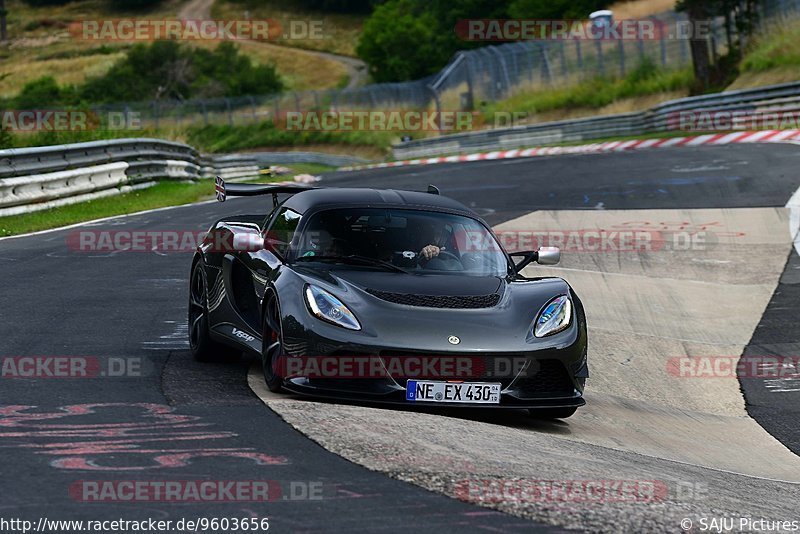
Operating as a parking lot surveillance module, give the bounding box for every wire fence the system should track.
[87,0,800,130]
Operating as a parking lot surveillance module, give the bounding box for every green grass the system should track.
[481,61,694,121]
[186,121,394,154]
[741,19,800,72]
[0,165,333,237]
[0,128,167,150]
[0,181,216,237]
[1,119,394,154]
[211,0,366,57]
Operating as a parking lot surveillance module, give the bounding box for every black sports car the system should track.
[189,180,588,418]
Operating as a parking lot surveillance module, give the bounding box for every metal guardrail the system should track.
[0,140,257,216]
[0,139,364,216]
[249,152,366,167]
[0,138,198,179]
[393,81,800,159]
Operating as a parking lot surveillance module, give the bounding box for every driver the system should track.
[416,219,447,263]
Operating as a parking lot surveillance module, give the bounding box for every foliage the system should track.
[357,0,606,82]
[186,121,392,153]
[10,42,283,107]
[13,76,76,108]
[356,0,446,82]
[481,60,693,117]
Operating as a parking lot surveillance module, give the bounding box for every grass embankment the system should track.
[479,3,800,123]
[185,122,394,154]
[212,0,366,57]
[0,0,348,99]
[729,18,800,89]
[481,62,694,125]
[0,163,332,237]
[0,122,393,158]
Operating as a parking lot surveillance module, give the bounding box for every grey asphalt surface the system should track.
[1,143,799,532]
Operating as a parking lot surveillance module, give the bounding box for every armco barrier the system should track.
[393,81,800,159]
[0,162,129,210]
[0,140,363,216]
[250,152,366,167]
[0,139,251,216]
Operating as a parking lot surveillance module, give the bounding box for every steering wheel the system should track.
[421,250,462,270]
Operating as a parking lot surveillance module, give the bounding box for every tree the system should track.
[508,0,605,20]
[357,0,515,82]
[0,0,7,42]
[357,0,446,82]
[678,0,712,91]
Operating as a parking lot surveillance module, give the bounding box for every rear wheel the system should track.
[527,407,578,419]
[261,294,285,393]
[188,261,236,362]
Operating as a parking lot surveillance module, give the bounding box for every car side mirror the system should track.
[231,233,268,252]
[536,246,561,265]
[510,247,561,272]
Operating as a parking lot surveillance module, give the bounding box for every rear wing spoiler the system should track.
[215,177,316,206]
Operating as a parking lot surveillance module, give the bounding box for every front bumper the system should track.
[278,339,587,409]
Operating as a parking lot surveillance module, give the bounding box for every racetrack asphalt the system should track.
[1,143,799,532]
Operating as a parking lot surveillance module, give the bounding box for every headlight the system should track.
[534,295,572,337]
[305,285,361,330]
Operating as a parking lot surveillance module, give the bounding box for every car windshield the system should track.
[292,208,509,276]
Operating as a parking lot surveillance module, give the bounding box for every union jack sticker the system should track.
[215,176,226,202]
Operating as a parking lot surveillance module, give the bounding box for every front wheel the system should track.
[527,407,578,419]
[261,295,285,393]
[188,261,236,362]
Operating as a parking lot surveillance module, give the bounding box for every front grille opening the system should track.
[512,359,575,398]
[366,289,500,309]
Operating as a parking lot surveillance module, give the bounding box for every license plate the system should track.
[405,380,501,404]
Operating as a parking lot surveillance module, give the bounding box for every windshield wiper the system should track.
[294,254,412,274]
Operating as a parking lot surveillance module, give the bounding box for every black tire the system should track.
[261,294,285,393]
[527,407,578,419]
[188,261,236,362]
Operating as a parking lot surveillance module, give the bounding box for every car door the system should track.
[234,206,303,328]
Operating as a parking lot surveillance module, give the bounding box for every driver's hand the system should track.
[420,245,440,260]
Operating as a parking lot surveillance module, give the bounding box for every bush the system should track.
[356,0,610,82]
[295,0,374,13]
[108,0,163,8]
[507,0,605,20]
[0,129,12,150]
[190,42,283,98]
[13,76,76,109]
[227,0,374,14]
[79,41,283,103]
[20,0,72,6]
[356,0,450,82]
